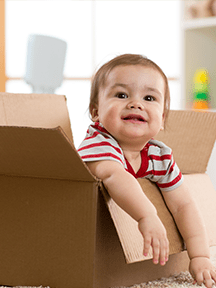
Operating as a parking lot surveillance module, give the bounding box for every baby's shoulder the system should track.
[147,139,172,157]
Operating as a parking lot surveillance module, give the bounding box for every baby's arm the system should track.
[162,182,216,288]
[86,160,169,265]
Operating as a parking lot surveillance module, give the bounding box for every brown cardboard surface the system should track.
[0,175,98,288]
[0,126,94,182]
[156,110,216,174]
[0,92,73,142]
[0,173,189,288]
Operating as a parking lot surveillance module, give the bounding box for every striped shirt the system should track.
[78,122,183,192]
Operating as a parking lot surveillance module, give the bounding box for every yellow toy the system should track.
[193,68,210,110]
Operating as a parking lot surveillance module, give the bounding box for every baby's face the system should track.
[92,65,165,147]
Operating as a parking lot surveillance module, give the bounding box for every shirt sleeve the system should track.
[145,139,183,192]
[77,123,127,169]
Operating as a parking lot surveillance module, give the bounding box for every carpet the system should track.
[1,247,215,288]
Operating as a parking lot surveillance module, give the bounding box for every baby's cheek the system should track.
[102,114,119,133]
[103,106,118,121]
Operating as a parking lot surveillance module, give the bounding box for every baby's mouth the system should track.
[122,114,146,122]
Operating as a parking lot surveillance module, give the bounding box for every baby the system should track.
[78,54,216,287]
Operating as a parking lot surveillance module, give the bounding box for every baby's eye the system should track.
[115,93,128,99]
[144,95,155,101]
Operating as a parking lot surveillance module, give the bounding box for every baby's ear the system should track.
[91,107,99,122]
[161,113,165,130]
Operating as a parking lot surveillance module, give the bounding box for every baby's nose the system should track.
[127,101,144,110]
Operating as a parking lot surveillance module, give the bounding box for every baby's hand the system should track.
[189,257,216,288]
[138,214,169,266]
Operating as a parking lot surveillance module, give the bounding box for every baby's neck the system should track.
[118,139,148,173]
[123,148,142,174]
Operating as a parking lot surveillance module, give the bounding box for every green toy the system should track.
[193,68,210,110]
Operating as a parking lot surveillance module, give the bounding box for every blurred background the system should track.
[1,0,182,147]
[0,0,216,187]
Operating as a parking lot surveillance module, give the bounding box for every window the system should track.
[5,0,181,147]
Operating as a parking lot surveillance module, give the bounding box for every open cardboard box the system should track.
[0,92,216,288]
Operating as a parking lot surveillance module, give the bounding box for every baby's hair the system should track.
[89,53,170,124]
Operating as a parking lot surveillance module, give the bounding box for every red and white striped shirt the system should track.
[78,122,183,192]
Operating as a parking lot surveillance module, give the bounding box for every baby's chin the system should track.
[115,131,152,147]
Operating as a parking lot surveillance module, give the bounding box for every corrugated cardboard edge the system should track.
[94,189,190,288]
[100,179,184,264]
[100,173,216,265]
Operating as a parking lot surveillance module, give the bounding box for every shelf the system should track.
[183,16,216,30]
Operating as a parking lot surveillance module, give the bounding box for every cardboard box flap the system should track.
[101,179,184,264]
[102,174,216,265]
[0,92,73,143]
[156,110,216,174]
[0,126,94,182]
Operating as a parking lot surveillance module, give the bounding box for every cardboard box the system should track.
[0,92,215,288]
